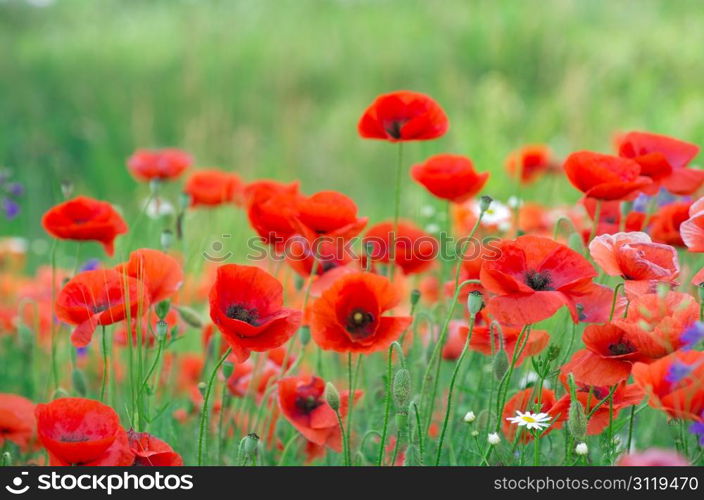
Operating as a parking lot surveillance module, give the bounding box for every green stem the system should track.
[377,345,394,465]
[197,347,232,466]
[100,326,108,402]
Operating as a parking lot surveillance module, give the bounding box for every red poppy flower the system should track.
[0,393,36,451]
[363,220,438,275]
[184,169,244,207]
[244,180,302,248]
[561,324,649,387]
[209,264,301,363]
[56,269,150,347]
[285,234,355,278]
[42,196,128,256]
[277,375,361,452]
[502,388,561,443]
[35,398,134,466]
[618,131,703,195]
[127,148,192,182]
[649,201,692,247]
[127,430,183,466]
[589,232,679,297]
[617,449,690,466]
[506,144,556,184]
[614,292,699,359]
[294,191,368,240]
[480,235,598,325]
[551,382,644,435]
[115,248,183,303]
[410,154,489,203]
[468,324,549,366]
[310,272,411,353]
[358,90,448,142]
[681,198,704,252]
[563,151,652,201]
[632,351,704,421]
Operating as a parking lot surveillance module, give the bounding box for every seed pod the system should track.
[392,368,411,412]
[324,382,340,412]
[222,361,234,379]
[176,305,203,328]
[299,325,311,346]
[479,195,493,213]
[197,382,207,397]
[156,320,168,340]
[467,290,484,316]
[410,289,421,308]
[155,300,170,321]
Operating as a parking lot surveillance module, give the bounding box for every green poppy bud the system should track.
[493,349,509,380]
[467,290,484,316]
[392,368,411,412]
[324,382,340,412]
[176,305,203,328]
[155,300,170,320]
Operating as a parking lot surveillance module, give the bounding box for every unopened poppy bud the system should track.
[410,289,421,307]
[479,195,493,214]
[568,399,588,440]
[575,442,588,456]
[324,382,340,412]
[197,382,207,397]
[156,320,168,340]
[299,325,311,346]
[160,229,174,250]
[222,360,234,379]
[568,232,585,253]
[488,432,501,445]
[61,179,73,199]
[392,368,411,411]
[463,411,476,423]
[72,368,87,396]
[176,305,203,328]
[493,349,509,380]
[155,300,170,320]
[240,433,259,460]
[467,290,483,316]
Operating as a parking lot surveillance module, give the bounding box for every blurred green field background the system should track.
[2,0,704,251]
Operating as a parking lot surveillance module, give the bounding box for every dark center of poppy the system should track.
[295,395,322,414]
[346,308,375,338]
[524,270,553,291]
[608,340,635,356]
[226,304,259,325]
[59,433,90,443]
[384,120,405,139]
[93,303,109,313]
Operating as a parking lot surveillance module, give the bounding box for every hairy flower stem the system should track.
[377,345,394,465]
[390,143,404,282]
[197,347,232,466]
[435,315,476,465]
[495,326,531,431]
[609,282,624,321]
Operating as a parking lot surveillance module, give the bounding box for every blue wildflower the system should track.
[681,322,704,351]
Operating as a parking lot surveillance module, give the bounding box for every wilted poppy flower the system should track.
[410,154,489,203]
[616,448,690,466]
[480,235,598,325]
[561,324,648,386]
[618,131,703,195]
[209,264,301,363]
[614,292,699,359]
[56,269,149,347]
[358,90,448,142]
[127,430,183,466]
[42,196,128,256]
[502,388,560,443]
[115,248,183,303]
[649,201,692,247]
[245,180,302,248]
[310,272,411,353]
[363,220,438,275]
[468,323,549,366]
[184,169,244,207]
[0,393,36,451]
[277,375,361,452]
[589,232,679,296]
[551,382,644,435]
[127,148,192,182]
[35,398,134,466]
[563,151,652,201]
[681,198,704,252]
[506,144,556,184]
[632,351,704,421]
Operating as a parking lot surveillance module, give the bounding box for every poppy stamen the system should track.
[524,270,553,291]
[608,341,635,356]
[226,304,259,325]
[384,120,405,139]
[295,395,322,414]
[346,308,375,338]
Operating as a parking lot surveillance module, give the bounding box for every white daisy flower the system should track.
[505,410,552,431]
